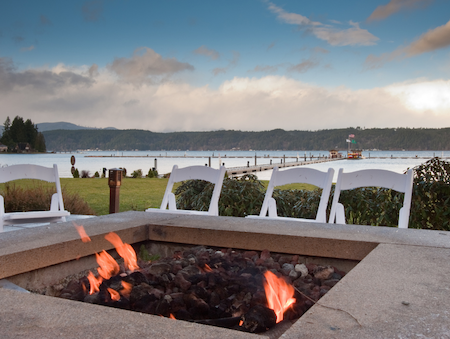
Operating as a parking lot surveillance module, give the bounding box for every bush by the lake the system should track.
[174,157,450,230]
[1,183,96,215]
[175,174,265,217]
[131,169,143,178]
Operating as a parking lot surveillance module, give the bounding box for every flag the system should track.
[352,140,356,144]
[346,139,351,142]
[349,134,355,138]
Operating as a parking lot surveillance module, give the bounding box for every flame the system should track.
[239,319,243,326]
[105,232,139,272]
[107,288,121,301]
[263,271,296,323]
[169,314,176,320]
[96,250,120,280]
[120,281,133,298]
[203,264,213,272]
[73,222,91,242]
[87,271,102,294]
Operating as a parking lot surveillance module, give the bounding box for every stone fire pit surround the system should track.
[0,211,449,339]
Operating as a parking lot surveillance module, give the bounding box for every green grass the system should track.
[60,178,170,215]
[0,178,316,216]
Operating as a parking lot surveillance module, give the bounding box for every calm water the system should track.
[0,150,448,180]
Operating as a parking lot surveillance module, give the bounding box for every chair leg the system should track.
[268,198,277,217]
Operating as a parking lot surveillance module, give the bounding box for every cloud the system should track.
[287,59,319,73]
[367,0,433,22]
[193,45,220,60]
[403,19,450,56]
[88,64,99,77]
[365,19,450,68]
[20,45,35,52]
[0,58,93,93]
[313,21,379,46]
[267,42,276,50]
[108,47,194,84]
[386,79,450,113]
[212,51,239,76]
[248,64,280,74]
[40,15,52,26]
[81,0,105,22]
[1,61,448,132]
[12,35,25,43]
[267,2,378,46]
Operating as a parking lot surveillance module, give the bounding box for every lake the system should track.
[0,150,448,180]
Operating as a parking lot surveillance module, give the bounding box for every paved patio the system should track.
[0,211,449,338]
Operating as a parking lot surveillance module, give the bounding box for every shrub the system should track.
[272,188,323,220]
[336,186,404,227]
[72,168,80,178]
[131,169,143,178]
[147,168,158,178]
[81,170,90,178]
[94,171,100,178]
[408,157,450,230]
[175,158,450,230]
[175,174,265,217]
[1,183,96,215]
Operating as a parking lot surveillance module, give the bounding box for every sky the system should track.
[1,0,450,132]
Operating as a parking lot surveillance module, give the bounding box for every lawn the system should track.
[1,178,316,216]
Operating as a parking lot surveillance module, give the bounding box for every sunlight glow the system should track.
[386,80,450,114]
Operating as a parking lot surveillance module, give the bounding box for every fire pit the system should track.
[52,230,348,334]
[2,210,415,339]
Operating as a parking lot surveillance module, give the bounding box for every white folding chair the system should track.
[0,164,70,232]
[146,165,226,216]
[247,167,334,223]
[329,168,414,228]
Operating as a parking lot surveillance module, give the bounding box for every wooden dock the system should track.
[226,158,343,176]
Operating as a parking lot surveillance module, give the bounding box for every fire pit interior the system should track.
[25,234,353,336]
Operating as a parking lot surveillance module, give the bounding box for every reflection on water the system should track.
[0,150,447,179]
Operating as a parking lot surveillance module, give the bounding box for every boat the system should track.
[348,149,363,159]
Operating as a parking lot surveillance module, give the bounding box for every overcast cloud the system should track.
[1,62,448,132]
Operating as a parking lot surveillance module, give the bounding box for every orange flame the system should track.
[73,222,91,242]
[203,264,213,272]
[120,281,133,298]
[239,319,243,326]
[96,250,120,280]
[107,288,121,301]
[87,271,102,294]
[263,271,296,323]
[105,232,139,272]
[169,314,176,320]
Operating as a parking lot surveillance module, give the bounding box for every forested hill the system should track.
[42,127,450,152]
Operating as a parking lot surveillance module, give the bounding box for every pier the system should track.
[225,157,343,176]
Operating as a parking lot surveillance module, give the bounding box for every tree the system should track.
[0,116,46,152]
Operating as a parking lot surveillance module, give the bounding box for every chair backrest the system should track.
[0,164,65,211]
[259,167,335,223]
[160,165,226,215]
[329,168,414,228]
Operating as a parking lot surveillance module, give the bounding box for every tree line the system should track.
[1,116,46,152]
[42,127,450,152]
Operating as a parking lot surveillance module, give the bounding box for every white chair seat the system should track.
[3,211,70,224]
